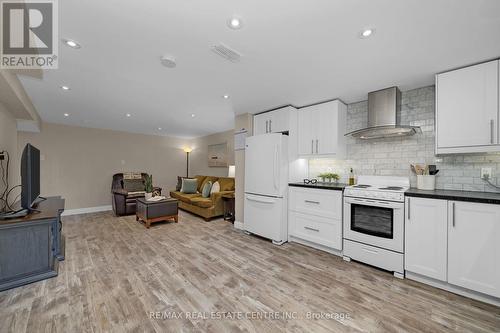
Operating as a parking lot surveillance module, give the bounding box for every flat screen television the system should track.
[21,143,40,210]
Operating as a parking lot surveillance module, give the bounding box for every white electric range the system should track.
[342,176,410,278]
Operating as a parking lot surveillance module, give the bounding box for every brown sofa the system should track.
[170,175,235,221]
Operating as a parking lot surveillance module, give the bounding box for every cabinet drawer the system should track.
[344,239,403,274]
[289,187,342,219]
[289,212,342,250]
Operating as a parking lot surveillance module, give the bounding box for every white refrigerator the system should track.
[244,133,288,245]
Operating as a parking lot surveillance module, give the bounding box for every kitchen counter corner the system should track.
[288,182,347,191]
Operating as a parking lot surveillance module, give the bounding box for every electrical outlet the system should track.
[481,168,492,180]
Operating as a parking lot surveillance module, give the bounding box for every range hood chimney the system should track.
[345,87,421,139]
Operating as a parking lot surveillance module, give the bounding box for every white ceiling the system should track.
[19,0,500,138]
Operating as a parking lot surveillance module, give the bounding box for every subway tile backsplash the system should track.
[309,86,500,192]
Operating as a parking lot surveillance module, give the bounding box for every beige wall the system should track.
[0,103,19,210]
[190,129,235,177]
[234,113,253,224]
[18,123,191,210]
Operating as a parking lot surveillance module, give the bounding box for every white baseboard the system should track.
[234,220,244,230]
[62,205,112,216]
[406,271,500,307]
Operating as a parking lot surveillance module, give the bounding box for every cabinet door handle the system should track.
[491,119,495,144]
[269,120,272,132]
[452,202,456,227]
[265,120,269,133]
[304,200,320,204]
[407,197,410,220]
[316,139,319,154]
[311,140,314,154]
[304,226,320,232]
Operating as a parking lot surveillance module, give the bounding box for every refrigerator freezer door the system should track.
[244,194,286,243]
[244,133,288,197]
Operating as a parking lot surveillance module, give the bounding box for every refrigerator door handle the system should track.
[246,195,276,204]
[273,145,279,191]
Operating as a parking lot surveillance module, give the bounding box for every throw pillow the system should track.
[210,181,220,194]
[201,181,212,198]
[123,179,145,192]
[181,178,198,194]
[176,176,185,191]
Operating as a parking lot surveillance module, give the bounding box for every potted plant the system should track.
[324,172,340,183]
[144,175,153,200]
[318,173,328,183]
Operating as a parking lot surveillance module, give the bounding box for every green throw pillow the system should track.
[123,179,145,192]
[181,178,198,194]
[201,181,212,198]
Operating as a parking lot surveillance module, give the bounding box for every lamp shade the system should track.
[183,147,193,153]
[228,165,235,177]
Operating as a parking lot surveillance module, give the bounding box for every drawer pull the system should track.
[304,200,320,204]
[304,226,320,232]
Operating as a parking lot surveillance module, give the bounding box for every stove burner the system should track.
[352,184,371,188]
[378,186,404,191]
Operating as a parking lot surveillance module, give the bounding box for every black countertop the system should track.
[289,182,347,191]
[405,188,500,205]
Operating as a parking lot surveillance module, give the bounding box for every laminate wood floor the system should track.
[1,211,499,333]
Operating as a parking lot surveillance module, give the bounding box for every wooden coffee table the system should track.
[136,197,179,228]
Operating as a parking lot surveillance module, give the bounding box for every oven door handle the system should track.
[347,198,403,208]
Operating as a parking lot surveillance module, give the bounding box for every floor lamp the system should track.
[183,147,193,177]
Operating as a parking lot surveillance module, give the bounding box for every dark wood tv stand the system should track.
[0,196,65,291]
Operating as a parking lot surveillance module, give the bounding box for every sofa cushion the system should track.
[200,176,218,191]
[170,191,201,203]
[190,197,213,208]
[217,177,235,191]
[176,176,189,191]
[181,178,198,194]
[194,175,207,192]
[123,179,145,192]
[201,181,212,198]
[210,181,220,194]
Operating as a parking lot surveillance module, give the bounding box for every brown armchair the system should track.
[111,173,161,216]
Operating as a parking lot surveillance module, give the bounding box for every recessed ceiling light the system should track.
[160,55,176,68]
[223,95,230,99]
[126,113,131,117]
[63,113,69,117]
[227,16,243,29]
[62,39,81,49]
[360,28,375,38]
[158,127,162,130]
[61,85,70,90]
[191,113,196,118]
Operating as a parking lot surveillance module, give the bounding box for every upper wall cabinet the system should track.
[298,100,347,157]
[436,60,499,154]
[253,106,294,135]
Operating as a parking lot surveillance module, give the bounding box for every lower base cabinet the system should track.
[289,211,342,250]
[405,197,448,281]
[448,201,500,298]
[405,197,500,299]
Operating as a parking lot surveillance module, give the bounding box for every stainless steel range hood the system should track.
[345,87,421,139]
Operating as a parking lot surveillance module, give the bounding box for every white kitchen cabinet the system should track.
[288,187,343,251]
[297,100,346,157]
[448,201,500,298]
[436,60,499,154]
[253,106,293,135]
[404,197,448,281]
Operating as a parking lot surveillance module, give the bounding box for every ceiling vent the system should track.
[210,43,241,62]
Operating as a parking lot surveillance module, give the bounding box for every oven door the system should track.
[343,196,404,253]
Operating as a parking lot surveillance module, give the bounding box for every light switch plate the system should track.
[481,168,492,179]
